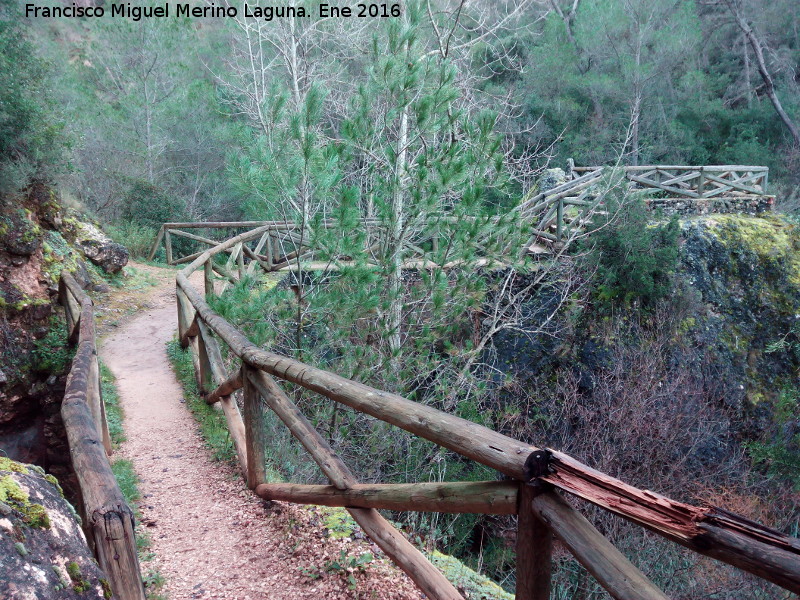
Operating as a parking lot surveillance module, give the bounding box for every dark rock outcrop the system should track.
[0,184,125,490]
[77,238,128,274]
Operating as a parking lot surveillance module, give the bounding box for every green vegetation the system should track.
[106,222,160,261]
[32,316,73,375]
[120,181,184,230]
[66,561,91,593]
[100,363,126,447]
[324,549,374,590]
[0,0,64,194]
[428,551,514,600]
[583,197,681,311]
[746,387,800,489]
[3,1,798,597]
[166,339,236,463]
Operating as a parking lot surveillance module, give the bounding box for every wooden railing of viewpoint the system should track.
[573,164,770,200]
[173,225,800,600]
[516,165,771,251]
[58,272,146,600]
[148,219,485,274]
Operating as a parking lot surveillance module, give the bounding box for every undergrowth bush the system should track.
[582,195,680,311]
[166,339,236,464]
[107,222,158,261]
[32,315,73,375]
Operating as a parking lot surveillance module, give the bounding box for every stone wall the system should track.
[643,194,774,217]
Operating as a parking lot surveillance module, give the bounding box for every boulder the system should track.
[59,212,128,274]
[77,237,128,274]
[537,168,568,193]
[0,458,109,599]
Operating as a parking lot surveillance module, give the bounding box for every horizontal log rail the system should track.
[59,272,146,600]
[515,164,771,251]
[255,481,518,514]
[166,225,800,599]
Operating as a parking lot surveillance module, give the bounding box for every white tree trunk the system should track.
[387,106,408,354]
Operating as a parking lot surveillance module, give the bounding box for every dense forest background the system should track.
[5,0,799,234]
[3,0,800,598]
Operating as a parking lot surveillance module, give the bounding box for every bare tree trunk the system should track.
[288,17,302,110]
[730,5,800,146]
[742,32,752,108]
[387,105,408,354]
[630,93,641,166]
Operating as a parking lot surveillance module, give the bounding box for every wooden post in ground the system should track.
[164,229,174,265]
[196,320,249,477]
[147,226,165,262]
[237,244,245,279]
[243,366,267,489]
[265,234,273,269]
[196,327,214,394]
[204,260,214,297]
[88,351,112,455]
[697,167,705,197]
[516,483,552,600]
[556,198,563,241]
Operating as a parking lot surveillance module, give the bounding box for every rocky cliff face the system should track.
[679,215,799,421]
[0,183,128,483]
[492,212,799,467]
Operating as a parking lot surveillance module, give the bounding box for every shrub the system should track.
[119,180,183,228]
[106,221,158,260]
[746,385,800,490]
[583,195,680,311]
[32,316,73,374]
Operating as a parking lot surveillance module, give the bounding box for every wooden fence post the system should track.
[204,260,214,297]
[196,330,213,394]
[531,491,669,600]
[243,366,267,489]
[147,226,165,262]
[164,229,173,265]
[265,234,273,269]
[556,198,563,241]
[237,244,245,279]
[88,351,112,455]
[516,483,552,600]
[697,167,705,197]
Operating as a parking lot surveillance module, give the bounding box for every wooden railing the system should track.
[58,273,146,600]
[516,165,771,250]
[573,165,770,200]
[517,167,608,250]
[148,219,479,273]
[174,225,800,599]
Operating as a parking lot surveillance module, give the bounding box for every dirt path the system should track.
[99,263,420,600]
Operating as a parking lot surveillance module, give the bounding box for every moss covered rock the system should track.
[428,550,514,600]
[60,213,128,274]
[0,459,108,599]
[680,214,800,413]
[0,209,41,257]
